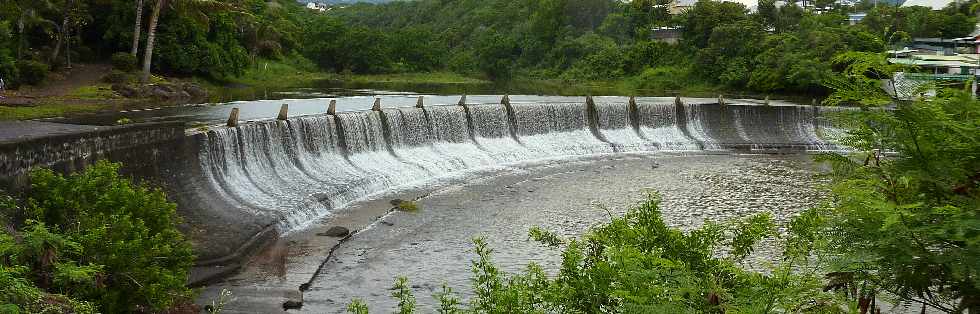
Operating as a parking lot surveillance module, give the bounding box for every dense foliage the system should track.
[0,161,195,313]
[0,0,316,86]
[812,89,980,312]
[1,0,976,95]
[314,0,976,94]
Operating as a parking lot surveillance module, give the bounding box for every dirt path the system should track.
[1,63,112,106]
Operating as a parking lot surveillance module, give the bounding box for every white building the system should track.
[901,0,955,10]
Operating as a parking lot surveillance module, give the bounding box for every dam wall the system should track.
[195,99,843,234]
[0,98,846,277]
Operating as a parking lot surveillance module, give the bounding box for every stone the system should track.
[282,300,303,310]
[226,108,240,127]
[312,193,330,202]
[142,84,186,100]
[182,83,207,99]
[317,226,349,237]
[277,104,289,120]
[111,84,138,98]
[327,100,337,115]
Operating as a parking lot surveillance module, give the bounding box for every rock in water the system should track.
[282,299,303,310]
[317,226,349,237]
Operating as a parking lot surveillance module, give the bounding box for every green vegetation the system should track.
[0,103,108,121]
[1,161,195,313]
[315,0,976,96]
[812,90,980,312]
[2,0,976,98]
[395,200,420,212]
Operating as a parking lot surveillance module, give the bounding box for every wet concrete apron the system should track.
[198,154,825,313]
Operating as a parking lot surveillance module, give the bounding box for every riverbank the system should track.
[0,59,822,122]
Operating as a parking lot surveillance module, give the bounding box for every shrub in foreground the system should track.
[814,88,980,312]
[0,160,195,313]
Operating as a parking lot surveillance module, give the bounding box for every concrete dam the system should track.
[0,96,844,284]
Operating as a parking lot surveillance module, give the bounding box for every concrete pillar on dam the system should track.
[372,98,382,111]
[457,95,466,106]
[277,104,289,120]
[675,96,683,106]
[416,96,424,108]
[227,108,240,127]
[327,100,337,115]
[718,95,726,106]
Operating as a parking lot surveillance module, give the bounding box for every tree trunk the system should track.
[141,0,165,83]
[50,30,63,64]
[131,0,143,56]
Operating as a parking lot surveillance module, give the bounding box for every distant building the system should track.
[847,13,866,25]
[306,2,328,12]
[901,0,955,10]
[668,0,697,15]
[651,26,683,44]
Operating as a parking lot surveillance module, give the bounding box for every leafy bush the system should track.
[0,58,16,89]
[1,160,195,312]
[110,52,137,72]
[0,263,97,314]
[102,70,131,84]
[812,88,980,312]
[15,61,49,86]
[631,66,693,92]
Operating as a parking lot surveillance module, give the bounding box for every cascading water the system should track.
[593,102,653,151]
[635,102,700,150]
[196,100,843,231]
[465,104,534,162]
[510,103,613,155]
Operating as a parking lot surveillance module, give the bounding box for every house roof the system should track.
[916,54,977,62]
[901,0,954,10]
[889,58,980,68]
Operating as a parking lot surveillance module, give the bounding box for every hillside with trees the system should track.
[0,0,976,100]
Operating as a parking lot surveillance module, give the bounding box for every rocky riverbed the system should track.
[292,154,828,313]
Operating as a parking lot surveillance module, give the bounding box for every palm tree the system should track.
[132,0,143,57]
[140,0,165,82]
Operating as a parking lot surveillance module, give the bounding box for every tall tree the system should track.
[132,0,143,57]
[140,0,164,82]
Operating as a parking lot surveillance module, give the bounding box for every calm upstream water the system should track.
[43,84,786,126]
